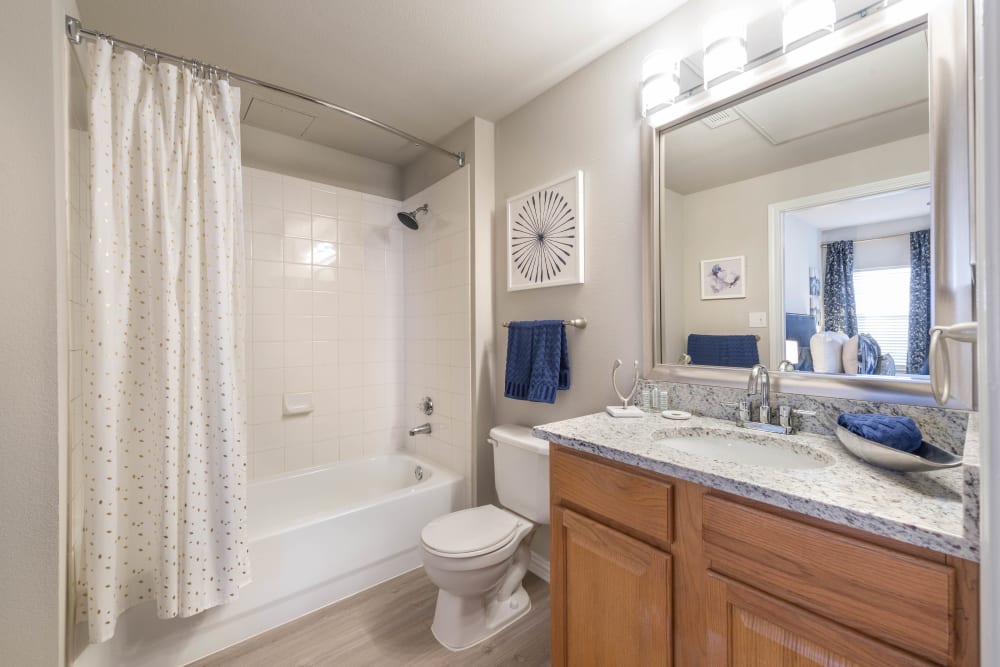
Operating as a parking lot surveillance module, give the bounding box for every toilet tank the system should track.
[490,425,550,525]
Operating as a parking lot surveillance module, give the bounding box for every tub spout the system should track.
[409,423,432,436]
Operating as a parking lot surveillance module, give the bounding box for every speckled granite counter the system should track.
[535,412,980,561]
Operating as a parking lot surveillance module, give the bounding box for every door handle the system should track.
[929,321,977,405]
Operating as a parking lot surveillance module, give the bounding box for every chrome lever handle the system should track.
[723,400,751,423]
[778,406,817,429]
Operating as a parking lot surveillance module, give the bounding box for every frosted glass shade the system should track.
[702,12,747,86]
[641,51,679,115]
[783,0,836,50]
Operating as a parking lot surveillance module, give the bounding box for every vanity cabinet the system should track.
[549,445,979,667]
[551,507,672,666]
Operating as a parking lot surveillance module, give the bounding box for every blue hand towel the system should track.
[687,334,760,368]
[837,413,923,453]
[504,320,570,404]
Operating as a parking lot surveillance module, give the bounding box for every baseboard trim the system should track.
[528,552,550,583]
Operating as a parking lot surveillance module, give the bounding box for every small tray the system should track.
[835,426,962,472]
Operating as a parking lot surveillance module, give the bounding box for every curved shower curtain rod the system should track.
[64,16,466,167]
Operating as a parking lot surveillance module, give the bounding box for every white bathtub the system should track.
[73,454,463,667]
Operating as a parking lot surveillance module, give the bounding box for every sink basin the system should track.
[653,433,833,470]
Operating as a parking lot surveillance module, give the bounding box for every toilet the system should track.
[419,425,550,651]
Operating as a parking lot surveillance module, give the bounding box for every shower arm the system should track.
[64,16,466,168]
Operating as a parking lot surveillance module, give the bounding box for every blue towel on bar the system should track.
[686,334,759,368]
[837,413,923,453]
[504,320,570,404]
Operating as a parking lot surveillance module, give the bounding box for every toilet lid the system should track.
[421,505,522,556]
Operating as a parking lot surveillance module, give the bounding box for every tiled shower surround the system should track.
[244,167,408,479]
[400,169,473,488]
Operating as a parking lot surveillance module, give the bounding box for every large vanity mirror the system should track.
[648,0,974,408]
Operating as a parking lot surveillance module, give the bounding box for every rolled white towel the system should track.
[810,331,849,373]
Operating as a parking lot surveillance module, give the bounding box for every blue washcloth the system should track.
[504,320,570,404]
[837,413,923,453]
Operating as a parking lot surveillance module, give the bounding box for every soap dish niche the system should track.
[283,392,314,416]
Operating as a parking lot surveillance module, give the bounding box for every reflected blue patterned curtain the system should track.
[823,240,857,337]
[907,230,932,374]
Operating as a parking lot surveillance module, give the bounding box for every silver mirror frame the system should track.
[644,0,974,409]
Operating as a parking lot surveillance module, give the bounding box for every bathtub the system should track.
[73,454,463,667]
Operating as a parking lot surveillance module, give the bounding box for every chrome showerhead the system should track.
[397,204,428,230]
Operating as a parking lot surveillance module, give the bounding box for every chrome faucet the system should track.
[746,364,771,424]
[732,365,817,435]
[408,423,432,436]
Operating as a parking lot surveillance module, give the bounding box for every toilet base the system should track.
[430,584,532,651]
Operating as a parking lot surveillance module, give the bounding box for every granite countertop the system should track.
[535,412,979,561]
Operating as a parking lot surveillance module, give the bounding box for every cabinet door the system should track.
[551,506,672,667]
[706,573,935,667]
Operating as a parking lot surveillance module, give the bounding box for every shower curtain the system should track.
[907,229,932,373]
[80,39,249,642]
[823,240,858,337]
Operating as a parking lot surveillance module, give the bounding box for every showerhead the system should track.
[397,204,428,230]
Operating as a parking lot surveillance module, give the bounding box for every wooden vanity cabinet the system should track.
[549,444,980,667]
[551,507,672,666]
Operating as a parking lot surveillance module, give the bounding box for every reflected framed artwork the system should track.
[506,171,584,291]
[700,255,745,300]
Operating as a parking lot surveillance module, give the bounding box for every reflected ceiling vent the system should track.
[243,97,316,137]
[701,108,741,129]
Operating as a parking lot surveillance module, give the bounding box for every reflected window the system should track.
[854,266,911,369]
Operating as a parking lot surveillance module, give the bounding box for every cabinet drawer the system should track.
[551,446,672,548]
[703,495,955,664]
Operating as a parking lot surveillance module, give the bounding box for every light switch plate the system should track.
[749,312,767,328]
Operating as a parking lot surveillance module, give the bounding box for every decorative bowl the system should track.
[835,426,962,472]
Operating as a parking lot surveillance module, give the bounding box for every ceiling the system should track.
[787,185,931,229]
[662,31,929,194]
[77,0,688,166]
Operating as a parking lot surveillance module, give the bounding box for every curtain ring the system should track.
[142,48,159,68]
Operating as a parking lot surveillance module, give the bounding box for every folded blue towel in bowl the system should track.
[836,413,923,453]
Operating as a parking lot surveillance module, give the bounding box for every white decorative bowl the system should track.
[835,426,962,472]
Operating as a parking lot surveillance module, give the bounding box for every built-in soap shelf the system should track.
[283,392,313,416]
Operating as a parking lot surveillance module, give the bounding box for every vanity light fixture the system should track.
[702,10,748,88]
[782,0,837,51]
[641,51,680,116]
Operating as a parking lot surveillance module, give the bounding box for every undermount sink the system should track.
[653,433,833,470]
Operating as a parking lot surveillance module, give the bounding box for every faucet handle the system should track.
[778,405,817,430]
[723,399,752,423]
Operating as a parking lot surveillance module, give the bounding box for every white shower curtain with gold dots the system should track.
[80,39,249,643]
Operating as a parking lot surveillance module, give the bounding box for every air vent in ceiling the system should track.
[243,98,316,137]
[701,108,740,129]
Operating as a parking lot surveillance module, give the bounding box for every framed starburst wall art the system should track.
[506,171,585,291]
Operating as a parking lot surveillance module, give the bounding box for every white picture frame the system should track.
[700,255,746,300]
[506,171,584,291]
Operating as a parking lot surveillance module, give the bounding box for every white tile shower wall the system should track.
[244,167,406,479]
[401,168,473,495]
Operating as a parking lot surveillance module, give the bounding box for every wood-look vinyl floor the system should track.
[188,569,551,667]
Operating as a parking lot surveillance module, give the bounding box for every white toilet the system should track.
[419,424,550,651]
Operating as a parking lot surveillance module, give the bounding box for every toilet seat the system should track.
[421,505,525,558]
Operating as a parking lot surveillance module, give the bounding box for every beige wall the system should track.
[241,125,402,200]
[1,1,77,664]
[673,134,928,367]
[490,0,779,429]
